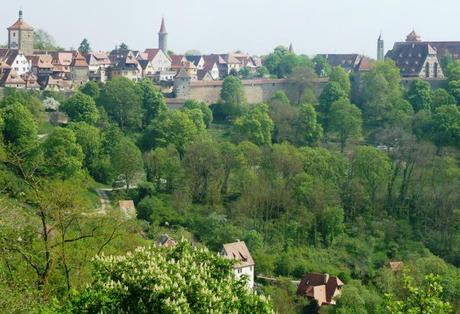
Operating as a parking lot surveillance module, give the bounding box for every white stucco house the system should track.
[221,241,255,289]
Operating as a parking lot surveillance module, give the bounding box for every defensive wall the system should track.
[170,77,329,107]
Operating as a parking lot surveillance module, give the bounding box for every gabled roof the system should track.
[71,51,89,67]
[0,49,10,59]
[170,55,186,68]
[219,54,241,65]
[222,241,254,268]
[203,54,226,66]
[297,273,344,306]
[185,55,203,67]
[156,234,177,247]
[0,68,26,86]
[197,69,214,81]
[318,54,361,71]
[144,48,170,62]
[28,54,54,69]
[86,51,111,66]
[51,52,73,66]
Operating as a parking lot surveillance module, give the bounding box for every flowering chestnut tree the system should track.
[52,241,273,313]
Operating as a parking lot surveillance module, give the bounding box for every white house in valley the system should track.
[221,241,255,289]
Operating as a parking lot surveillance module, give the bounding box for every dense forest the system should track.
[1,46,460,313]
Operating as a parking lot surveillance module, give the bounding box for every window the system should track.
[425,62,430,78]
[237,268,242,274]
[434,63,438,78]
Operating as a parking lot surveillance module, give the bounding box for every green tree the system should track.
[431,88,455,110]
[99,77,143,131]
[431,104,460,151]
[318,81,347,130]
[61,91,99,124]
[33,29,63,51]
[268,91,297,143]
[51,241,273,313]
[385,274,452,314]
[111,138,144,190]
[68,122,102,171]
[312,55,331,77]
[406,78,432,112]
[138,79,167,127]
[78,38,91,54]
[144,145,182,192]
[42,128,84,179]
[184,100,213,128]
[142,110,205,155]
[119,42,129,50]
[352,146,391,205]
[220,76,247,119]
[183,140,224,203]
[233,104,274,146]
[360,60,402,128]
[317,206,344,246]
[288,65,317,105]
[79,81,100,100]
[329,99,362,152]
[293,103,323,146]
[1,103,38,152]
[330,66,351,96]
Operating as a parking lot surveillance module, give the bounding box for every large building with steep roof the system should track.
[7,10,34,56]
[386,30,448,79]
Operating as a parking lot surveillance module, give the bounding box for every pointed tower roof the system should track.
[159,17,167,34]
[406,29,421,42]
[288,43,294,53]
[8,10,34,31]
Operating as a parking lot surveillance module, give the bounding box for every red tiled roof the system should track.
[8,18,34,31]
[71,52,89,67]
[0,68,26,85]
[297,273,344,305]
[144,48,161,61]
[170,55,185,68]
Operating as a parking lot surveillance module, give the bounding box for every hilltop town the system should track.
[0,7,460,314]
[2,11,459,103]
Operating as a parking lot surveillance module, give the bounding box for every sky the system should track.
[1,0,458,58]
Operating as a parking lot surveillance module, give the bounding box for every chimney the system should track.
[324,273,330,284]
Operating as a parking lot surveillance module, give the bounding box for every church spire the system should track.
[158,17,168,52]
[159,17,167,34]
[288,43,294,53]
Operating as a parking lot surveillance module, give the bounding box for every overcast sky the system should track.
[1,0,457,58]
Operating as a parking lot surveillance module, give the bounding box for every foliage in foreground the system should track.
[50,241,273,313]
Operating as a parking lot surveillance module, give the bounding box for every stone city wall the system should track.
[172,78,328,106]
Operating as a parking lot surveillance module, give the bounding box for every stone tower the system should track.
[158,17,168,52]
[377,33,384,61]
[8,10,34,55]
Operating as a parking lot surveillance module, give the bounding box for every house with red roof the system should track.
[297,273,344,306]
